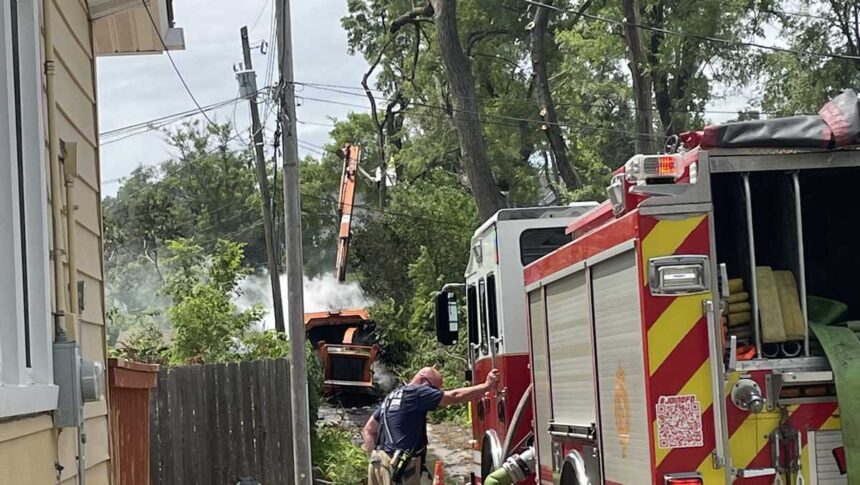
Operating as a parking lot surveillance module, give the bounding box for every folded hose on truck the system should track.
[483,448,536,485]
[810,322,860,482]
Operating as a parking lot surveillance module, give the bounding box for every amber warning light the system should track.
[625,153,683,183]
[658,155,677,176]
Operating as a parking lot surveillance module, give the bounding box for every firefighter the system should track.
[362,366,501,484]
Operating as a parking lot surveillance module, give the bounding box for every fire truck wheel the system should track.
[560,461,579,485]
[480,430,503,480]
[559,451,589,485]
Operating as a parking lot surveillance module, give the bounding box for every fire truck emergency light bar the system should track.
[625,153,683,183]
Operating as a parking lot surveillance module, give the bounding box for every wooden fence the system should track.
[149,359,295,484]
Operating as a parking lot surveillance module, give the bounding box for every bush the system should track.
[313,424,368,484]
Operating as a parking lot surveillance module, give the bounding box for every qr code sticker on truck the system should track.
[656,394,704,449]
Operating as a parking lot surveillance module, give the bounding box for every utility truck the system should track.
[436,90,860,484]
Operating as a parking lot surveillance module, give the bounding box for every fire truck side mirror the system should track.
[435,291,459,346]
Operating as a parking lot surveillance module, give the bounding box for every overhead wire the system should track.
[523,0,860,62]
[291,80,814,117]
[140,0,219,128]
[100,87,274,145]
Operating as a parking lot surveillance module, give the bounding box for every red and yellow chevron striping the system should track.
[639,214,718,481]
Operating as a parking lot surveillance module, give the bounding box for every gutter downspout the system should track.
[63,142,86,485]
[43,0,67,342]
[63,142,79,338]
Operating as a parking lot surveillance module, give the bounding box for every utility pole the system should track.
[238,26,286,334]
[275,2,313,483]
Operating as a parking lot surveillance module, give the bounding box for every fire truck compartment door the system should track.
[528,288,554,482]
[591,249,651,485]
[545,270,596,425]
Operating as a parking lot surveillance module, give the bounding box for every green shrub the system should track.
[312,424,368,485]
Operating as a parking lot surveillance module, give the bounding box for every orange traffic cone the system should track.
[432,461,445,485]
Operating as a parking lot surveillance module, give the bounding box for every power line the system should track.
[296,92,666,140]
[524,0,860,62]
[100,87,274,145]
[100,95,243,139]
[293,80,813,119]
[140,0,218,127]
[249,0,272,31]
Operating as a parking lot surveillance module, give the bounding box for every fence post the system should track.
[109,358,160,485]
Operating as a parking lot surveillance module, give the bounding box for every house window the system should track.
[0,0,59,418]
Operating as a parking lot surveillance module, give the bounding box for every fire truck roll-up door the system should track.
[528,289,554,482]
[545,271,595,427]
[592,249,651,485]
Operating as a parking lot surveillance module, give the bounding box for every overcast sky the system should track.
[96,1,754,199]
[97,0,370,197]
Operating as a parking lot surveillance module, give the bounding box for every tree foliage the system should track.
[161,239,264,363]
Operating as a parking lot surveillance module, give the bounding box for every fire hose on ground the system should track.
[483,448,536,485]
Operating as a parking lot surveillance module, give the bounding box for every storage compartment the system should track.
[713,167,860,359]
[799,168,860,320]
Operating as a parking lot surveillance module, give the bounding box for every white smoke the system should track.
[371,361,399,393]
[236,271,370,330]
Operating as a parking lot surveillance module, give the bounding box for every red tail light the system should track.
[665,474,703,485]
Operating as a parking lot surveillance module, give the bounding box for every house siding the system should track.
[0,0,111,483]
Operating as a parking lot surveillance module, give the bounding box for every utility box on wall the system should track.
[53,342,105,428]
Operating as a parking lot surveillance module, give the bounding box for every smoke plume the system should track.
[237,271,370,329]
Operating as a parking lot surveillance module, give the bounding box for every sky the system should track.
[96,0,753,199]
[97,0,370,197]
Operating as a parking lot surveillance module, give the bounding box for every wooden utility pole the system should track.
[238,26,286,334]
[274,2,314,483]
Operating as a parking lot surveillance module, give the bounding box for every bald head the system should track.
[411,367,443,390]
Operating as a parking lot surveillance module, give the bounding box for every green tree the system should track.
[752,1,860,114]
[161,238,264,363]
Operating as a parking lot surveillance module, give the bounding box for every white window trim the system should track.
[0,0,58,419]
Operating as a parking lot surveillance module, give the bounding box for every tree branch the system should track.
[465,30,509,57]
[390,2,435,33]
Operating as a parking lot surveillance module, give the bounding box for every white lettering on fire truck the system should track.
[655,394,704,449]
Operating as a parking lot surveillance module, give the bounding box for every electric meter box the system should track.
[53,342,83,428]
[53,342,105,429]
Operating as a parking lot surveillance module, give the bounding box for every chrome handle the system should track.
[704,300,729,469]
[728,335,738,372]
[735,468,776,478]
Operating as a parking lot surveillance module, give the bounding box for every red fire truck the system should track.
[435,204,598,479]
[437,90,860,484]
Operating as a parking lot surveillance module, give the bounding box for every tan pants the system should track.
[367,449,423,485]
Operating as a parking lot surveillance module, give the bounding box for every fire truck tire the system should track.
[559,451,589,485]
[480,430,504,481]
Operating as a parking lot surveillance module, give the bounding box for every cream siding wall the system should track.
[0,0,110,483]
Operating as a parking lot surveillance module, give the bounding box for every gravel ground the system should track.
[319,403,476,484]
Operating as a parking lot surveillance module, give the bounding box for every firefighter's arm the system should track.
[439,369,500,407]
[362,415,380,454]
